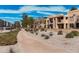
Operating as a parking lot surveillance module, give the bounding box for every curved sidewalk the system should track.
[17,29,65,53]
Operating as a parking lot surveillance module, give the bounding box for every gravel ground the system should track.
[0,29,79,53]
[31,30,79,52]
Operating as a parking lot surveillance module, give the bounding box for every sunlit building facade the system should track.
[33,10,79,30]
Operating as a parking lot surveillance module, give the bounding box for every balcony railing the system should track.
[57,20,64,23]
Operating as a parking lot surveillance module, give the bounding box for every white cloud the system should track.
[0,17,22,23]
[36,11,54,15]
[0,9,20,13]
[19,5,69,12]
[0,17,22,20]
[0,5,69,13]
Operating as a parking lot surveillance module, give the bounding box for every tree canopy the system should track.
[14,21,21,28]
[21,14,34,28]
[70,7,77,11]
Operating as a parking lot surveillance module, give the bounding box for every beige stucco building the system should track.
[33,18,46,30]
[33,10,79,30]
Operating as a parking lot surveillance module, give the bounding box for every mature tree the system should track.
[29,17,34,24]
[21,13,34,28]
[14,21,21,29]
[21,13,30,27]
[70,7,77,11]
[0,19,5,27]
[29,17,35,28]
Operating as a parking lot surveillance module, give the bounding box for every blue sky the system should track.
[0,5,79,23]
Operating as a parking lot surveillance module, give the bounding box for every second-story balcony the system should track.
[56,16,64,23]
[57,19,64,24]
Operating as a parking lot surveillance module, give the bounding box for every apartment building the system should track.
[67,10,79,29]
[46,14,69,29]
[33,18,46,30]
[33,9,79,30]
[0,19,13,30]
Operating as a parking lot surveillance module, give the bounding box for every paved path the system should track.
[16,29,65,53]
[0,29,79,53]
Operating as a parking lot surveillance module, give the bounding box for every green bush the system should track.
[49,32,53,36]
[25,28,28,31]
[44,35,49,39]
[71,31,79,36]
[36,32,38,35]
[65,33,74,38]
[41,34,45,37]
[0,31,18,46]
[9,48,14,53]
[40,28,45,31]
[30,31,34,34]
[45,29,47,32]
[57,31,63,35]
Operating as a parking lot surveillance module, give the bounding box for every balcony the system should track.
[56,16,64,23]
[57,19,64,24]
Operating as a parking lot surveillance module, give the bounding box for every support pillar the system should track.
[55,18,58,29]
[64,23,66,29]
[74,23,76,29]
[45,20,47,28]
[3,27,6,30]
[53,18,55,29]
[67,23,70,29]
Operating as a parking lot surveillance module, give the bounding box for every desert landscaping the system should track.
[0,28,79,53]
[21,29,79,53]
[0,5,79,53]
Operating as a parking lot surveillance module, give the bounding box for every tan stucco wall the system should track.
[33,10,79,30]
[67,10,79,16]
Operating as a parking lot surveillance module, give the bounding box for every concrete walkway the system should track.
[0,29,68,53]
[16,29,65,53]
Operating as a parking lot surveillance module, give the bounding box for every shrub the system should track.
[0,31,18,46]
[57,30,63,35]
[30,31,34,34]
[9,48,14,53]
[64,42,69,45]
[40,28,45,31]
[49,32,53,36]
[45,29,47,32]
[34,29,38,32]
[44,35,49,39]
[71,31,79,36]
[41,34,45,37]
[25,28,29,32]
[65,33,74,38]
[36,32,38,35]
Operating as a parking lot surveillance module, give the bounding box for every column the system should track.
[74,23,76,29]
[53,18,55,29]
[3,27,6,30]
[46,19,48,29]
[64,23,66,29]
[67,23,70,29]
[55,17,58,29]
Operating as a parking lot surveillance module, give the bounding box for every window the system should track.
[76,16,79,22]
[70,16,74,21]
[70,23,74,28]
[49,18,53,23]
[66,17,68,19]
[70,17,72,18]
[49,24,53,29]
[60,17,63,19]
[58,19,61,22]
[77,19,79,22]
[57,17,62,22]
[73,14,76,16]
